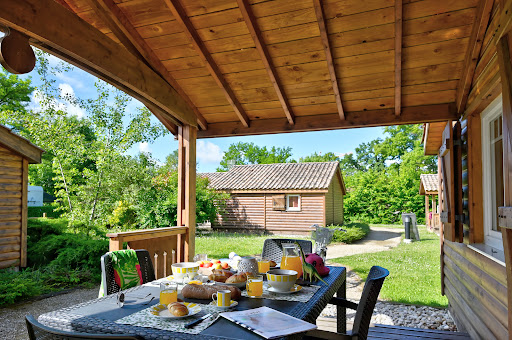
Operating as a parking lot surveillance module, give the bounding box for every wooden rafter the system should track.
[394,0,402,116]
[197,104,457,138]
[455,0,494,114]
[491,0,512,45]
[81,0,207,131]
[312,0,344,120]
[236,0,294,125]
[164,0,250,128]
[0,0,198,127]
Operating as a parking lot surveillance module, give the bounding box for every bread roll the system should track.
[225,272,247,283]
[208,269,233,282]
[168,302,188,317]
[269,260,277,267]
[181,284,242,300]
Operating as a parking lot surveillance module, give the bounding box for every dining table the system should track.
[38,266,346,339]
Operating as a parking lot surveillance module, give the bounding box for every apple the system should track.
[213,263,222,269]
[206,262,213,268]
[213,260,221,264]
[199,263,205,268]
[221,262,229,269]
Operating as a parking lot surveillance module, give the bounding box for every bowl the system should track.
[266,269,298,292]
[171,262,199,279]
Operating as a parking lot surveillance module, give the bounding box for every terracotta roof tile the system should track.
[200,162,340,191]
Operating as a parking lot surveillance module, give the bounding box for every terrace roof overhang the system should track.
[0,0,492,138]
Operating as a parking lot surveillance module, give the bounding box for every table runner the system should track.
[241,283,320,302]
[115,303,221,335]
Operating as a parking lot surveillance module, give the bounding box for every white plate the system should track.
[209,300,238,310]
[267,284,303,294]
[150,303,201,319]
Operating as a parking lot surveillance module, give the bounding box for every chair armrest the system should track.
[303,329,357,340]
[328,297,358,310]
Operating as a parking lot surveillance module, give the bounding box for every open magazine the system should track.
[220,306,317,339]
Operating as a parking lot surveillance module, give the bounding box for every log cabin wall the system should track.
[213,193,266,230]
[438,1,509,337]
[325,175,344,226]
[0,145,25,269]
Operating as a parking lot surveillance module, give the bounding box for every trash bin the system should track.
[401,213,420,242]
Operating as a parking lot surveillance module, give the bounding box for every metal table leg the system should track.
[337,270,346,334]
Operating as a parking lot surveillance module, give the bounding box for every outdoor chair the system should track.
[101,249,156,296]
[26,315,143,339]
[304,266,389,340]
[261,238,313,263]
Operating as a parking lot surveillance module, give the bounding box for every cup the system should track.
[246,275,264,298]
[212,289,231,307]
[160,281,178,305]
[257,257,270,274]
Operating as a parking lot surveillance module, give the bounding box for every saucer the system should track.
[209,300,238,310]
[268,284,303,294]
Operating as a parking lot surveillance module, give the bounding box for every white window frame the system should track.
[481,95,504,251]
[286,194,301,212]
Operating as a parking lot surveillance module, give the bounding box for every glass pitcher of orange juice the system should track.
[281,243,303,277]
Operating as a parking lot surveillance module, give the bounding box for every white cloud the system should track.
[336,152,353,158]
[139,142,152,154]
[56,72,84,89]
[197,141,224,164]
[58,83,86,118]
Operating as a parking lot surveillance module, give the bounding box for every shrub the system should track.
[329,222,370,244]
[28,205,62,218]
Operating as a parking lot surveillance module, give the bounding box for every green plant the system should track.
[329,222,370,244]
[28,205,62,218]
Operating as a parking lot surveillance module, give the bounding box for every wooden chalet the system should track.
[0,125,43,270]
[2,0,512,338]
[202,162,345,234]
[419,174,440,232]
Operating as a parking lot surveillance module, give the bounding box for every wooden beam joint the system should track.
[0,29,35,74]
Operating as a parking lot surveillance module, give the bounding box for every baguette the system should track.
[181,284,242,300]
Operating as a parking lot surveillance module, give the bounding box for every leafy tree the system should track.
[217,142,292,171]
[0,69,34,113]
[299,152,339,163]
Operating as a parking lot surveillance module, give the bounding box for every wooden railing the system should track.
[106,226,188,279]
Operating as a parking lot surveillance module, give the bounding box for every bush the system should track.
[329,222,370,244]
[28,205,62,218]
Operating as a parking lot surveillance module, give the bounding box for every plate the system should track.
[215,281,246,289]
[267,284,303,294]
[150,303,201,319]
[209,300,238,310]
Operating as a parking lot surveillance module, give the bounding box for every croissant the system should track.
[168,302,188,317]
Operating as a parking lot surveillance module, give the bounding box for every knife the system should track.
[184,313,213,329]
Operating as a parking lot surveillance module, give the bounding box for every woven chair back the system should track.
[261,238,313,263]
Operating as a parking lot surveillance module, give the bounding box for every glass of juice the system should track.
[246,275,264,298]
[281,244,303,277]
[258,257,270,274]
[160,281,178,305]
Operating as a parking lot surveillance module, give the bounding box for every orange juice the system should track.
[258,260,270,273]
[281,255,303,277]
[246,276,263,297]
[159,289,178,305]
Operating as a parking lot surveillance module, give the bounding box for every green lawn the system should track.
[331,226,448,307]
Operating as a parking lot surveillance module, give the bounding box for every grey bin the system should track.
[401,213,420,242]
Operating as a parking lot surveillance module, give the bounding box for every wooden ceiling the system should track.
[0,0,486,138]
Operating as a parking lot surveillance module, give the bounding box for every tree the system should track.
[217,142,293,171]
[299,152,339,163]
[0,70,34,113]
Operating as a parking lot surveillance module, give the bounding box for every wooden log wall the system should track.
[444,240,507,339]
[325,177,344,226]
[213,192,325,234]
[0,145,26,269]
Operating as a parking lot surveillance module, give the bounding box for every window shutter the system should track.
[272,194,286,211]
[439,121,463,243]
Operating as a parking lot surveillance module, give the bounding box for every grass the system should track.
[331,225,448,307]
[329,222,371,243]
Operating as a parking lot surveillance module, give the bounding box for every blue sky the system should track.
[23,53,384,173]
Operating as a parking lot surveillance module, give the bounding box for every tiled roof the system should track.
[420,174,438,193]
[200,162,341,191]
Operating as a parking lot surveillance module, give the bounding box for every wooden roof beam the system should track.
[164,0,250,128]
[313,0,344,120]
[394,0,402,116]
[491,0,512,45]
[456,0,494,114]
[236,0,294,125]
[0,0,197,127]
[82,0,207,131]
[198,104,458,138]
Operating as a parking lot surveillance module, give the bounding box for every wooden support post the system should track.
[178,125,196,262]
[425,195,430,229]
[394,0,402,116]
[20,159,28,267]
[497,32,512,340]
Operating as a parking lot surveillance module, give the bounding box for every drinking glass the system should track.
[160,281,178,305]
[246,275,264,298]
[257,257,270,274]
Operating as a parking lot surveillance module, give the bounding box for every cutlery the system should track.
[184,313,214,329]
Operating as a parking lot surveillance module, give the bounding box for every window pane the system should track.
[289,196,299,208]
[494,138,504,232]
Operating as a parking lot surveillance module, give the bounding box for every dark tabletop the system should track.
[38,266,346,339]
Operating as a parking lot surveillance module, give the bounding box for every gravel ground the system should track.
[0,287,99,340]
